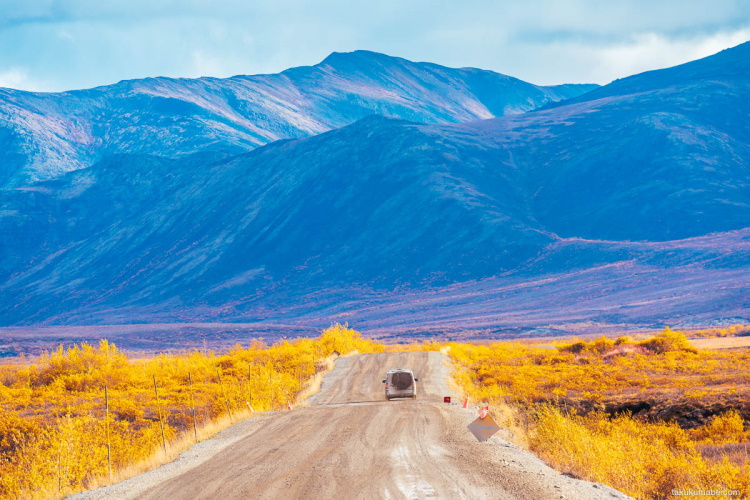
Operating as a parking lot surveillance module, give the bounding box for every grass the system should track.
[292,354,336,407]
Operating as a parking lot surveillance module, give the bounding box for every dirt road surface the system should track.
[75,352,631,499]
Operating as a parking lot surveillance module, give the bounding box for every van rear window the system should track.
[391,372,413,389]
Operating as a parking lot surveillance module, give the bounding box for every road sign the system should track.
[467,414,501,442]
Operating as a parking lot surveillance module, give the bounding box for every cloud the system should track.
[0,1,748,91]
[190,50,233,79]
[517,27,750,85]
[0,67,45,91]
[594,28,750,81]
[57,28,75,42]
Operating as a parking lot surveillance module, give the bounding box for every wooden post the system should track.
[188,372,198,444]
[247,363,253,407]
[217,369,233,423]
[105,386,112,482]
[57,422,63,492]
[153,375,167,456]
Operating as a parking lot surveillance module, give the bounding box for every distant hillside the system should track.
[0,50,596,188]
[495,41,750,242]
[1,43,749,331]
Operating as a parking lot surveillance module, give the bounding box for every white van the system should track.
[382,369,418,400]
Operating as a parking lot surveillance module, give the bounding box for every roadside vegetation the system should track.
[2,324,749,500]
[689,324,750,338]
[0,323,382,499]
[448,328,750,499]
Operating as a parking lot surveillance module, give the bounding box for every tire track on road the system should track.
[76,351,632,500]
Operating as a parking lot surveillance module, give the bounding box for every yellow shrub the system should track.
[448,337,750,500]
[692,410,748,445]
[638,328,698,354]
[0,324,381,499]
[530,405,743,499]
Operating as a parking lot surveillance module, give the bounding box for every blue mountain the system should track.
[1,43,749,336]
[0,50,595,188]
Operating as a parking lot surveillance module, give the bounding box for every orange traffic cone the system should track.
[287,402,293,411]
[478,405,489,419]
[246,401,254,412]
[462,396,470,409]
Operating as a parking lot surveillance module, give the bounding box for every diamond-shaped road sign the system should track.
[467,414,501,442]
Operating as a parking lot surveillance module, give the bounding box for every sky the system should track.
[1,0,749,92]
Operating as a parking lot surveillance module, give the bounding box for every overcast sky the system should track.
[1,0,749,92]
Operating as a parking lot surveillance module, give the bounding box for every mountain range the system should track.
[1,44,749,346]
[0,50,595,188]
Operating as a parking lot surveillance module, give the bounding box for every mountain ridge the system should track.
[540,40,750,110]
[1,42,749,332]
[0,50,597,188]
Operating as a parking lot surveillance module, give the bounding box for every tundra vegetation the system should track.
[0,324,382,499]
[448,327,750,499]
[0,325,748,499]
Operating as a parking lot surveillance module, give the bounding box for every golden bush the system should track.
[0,323,375,499]
[448,329,750,499]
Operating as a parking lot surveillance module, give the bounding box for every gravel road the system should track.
[74,351,632,499]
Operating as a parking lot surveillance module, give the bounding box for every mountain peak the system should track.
[0,50,596,188]
[318,50,407,69]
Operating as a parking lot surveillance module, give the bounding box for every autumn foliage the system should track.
[690,324,750,338]
[448,329,750,499]
[2,324,749,500]
[0,324,381,499]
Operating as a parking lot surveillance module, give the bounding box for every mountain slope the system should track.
[0,50,596,188]
[0,117,553,323]
[494,41,750,242]
[1,43,749,329]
